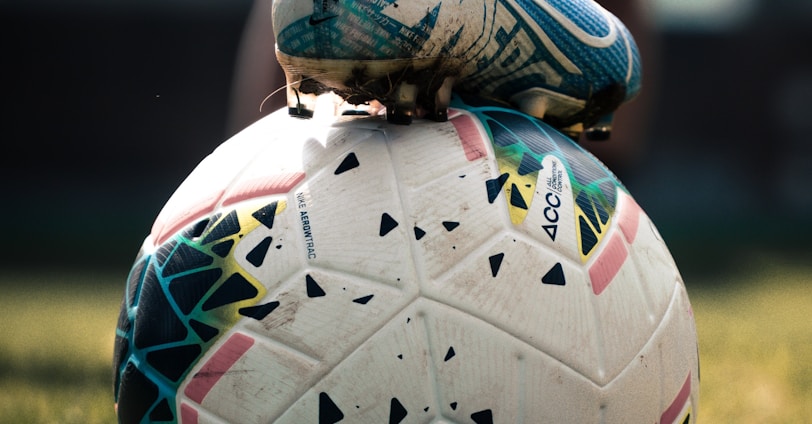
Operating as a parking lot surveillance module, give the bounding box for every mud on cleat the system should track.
[273,0,641,137]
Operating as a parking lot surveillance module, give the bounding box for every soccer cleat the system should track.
[273,0,641,138]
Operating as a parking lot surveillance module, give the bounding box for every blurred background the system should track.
[0,0,810,422]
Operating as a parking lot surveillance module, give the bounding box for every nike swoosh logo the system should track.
[308,14,337,25]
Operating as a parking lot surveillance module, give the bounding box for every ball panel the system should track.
[183,331,317,424]
[600,281,698,424]
[615,192,682,324]
[587,239,662,384]
[291,134,418,285]
[403,161,506,282]
[220,172,305,208]
[384,115,490,189]
[423,299,601,423]
[274,301,437,423]
[238,268,414,364]
[423,233,606,383]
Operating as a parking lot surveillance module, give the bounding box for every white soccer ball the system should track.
[113,95,699,423]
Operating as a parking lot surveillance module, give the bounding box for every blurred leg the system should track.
[227,0,286,136]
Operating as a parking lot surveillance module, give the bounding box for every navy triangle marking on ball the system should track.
[579,216,598,255]
[146,344,202,382]
[444,346,456,361]
[246,236,273,267]
[486,173,509,203]
[182,219,210,240]
[334,152,360,175]
[149,398,174,421]
[239,300,280,320]
[352,294,374,305]
[576,191,606,234]
[202,273,259,311]
[189,319,219,342]
[154,239,178,267]
[211,239,234,258]
[389,397,408,424]
[134,272,188,348]
[306,274,326,298]
[518,152,542,176]
[319,392,344,424]
[542,262,566,286]
[380,213,399,236]
[413,226,426,240]
[162,243,214,278]
[252,201,279,229]
[488,253,504,277]
[509,184,528,209]
[450,402,458,410]
[442,221,460,231]
[471,409,494,424]
[201,210,241,245]
[169,268,222,315]
[116,362,159,421]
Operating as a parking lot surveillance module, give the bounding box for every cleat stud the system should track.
[427,108,448,122]
[283,70,317,119]
[428,77,454,122]
[341,110,370,116]
[584,113,614,141]
[387,82,418,125]
[387,106,414,125]
[584,127,611,141]
[289,106,315,119]
[286,90,318,119]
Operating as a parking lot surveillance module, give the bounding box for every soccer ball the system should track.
[113,95,699,423]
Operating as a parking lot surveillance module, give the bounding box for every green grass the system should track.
[0,254,810,423]
[688,253,812,423]
[0,271,122,424]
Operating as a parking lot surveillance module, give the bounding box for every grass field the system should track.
[1,252,810,423]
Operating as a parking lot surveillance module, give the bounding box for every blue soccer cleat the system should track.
[273,0,641,139]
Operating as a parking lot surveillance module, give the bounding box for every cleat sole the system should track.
[279,52,623,140]
[277,51,461,124]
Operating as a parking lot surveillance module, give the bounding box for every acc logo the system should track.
[542,191,561,241]
[541,155,566,242]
